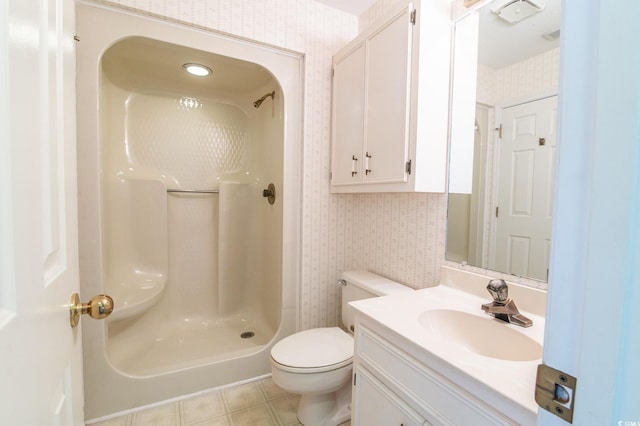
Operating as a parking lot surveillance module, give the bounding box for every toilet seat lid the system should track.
[271,327,353,369]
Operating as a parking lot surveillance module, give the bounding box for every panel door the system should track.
[363,4,413,184]
[494,96,557,281]
[0,0,83,424]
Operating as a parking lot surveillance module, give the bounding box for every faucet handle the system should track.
[487,279,509,304]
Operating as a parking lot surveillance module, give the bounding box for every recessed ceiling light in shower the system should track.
[182,63,212,77]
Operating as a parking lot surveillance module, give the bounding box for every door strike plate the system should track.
[535,364,577,423]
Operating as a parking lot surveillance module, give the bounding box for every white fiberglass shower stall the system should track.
[76,2,302,420]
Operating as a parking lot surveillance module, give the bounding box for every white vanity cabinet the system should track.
[351,321,526,426]
[352,364,429,426]
[330,0,451,193]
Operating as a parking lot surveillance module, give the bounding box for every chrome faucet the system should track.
[481,279,532,327]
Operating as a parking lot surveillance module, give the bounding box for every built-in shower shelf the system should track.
[108,281,166,322]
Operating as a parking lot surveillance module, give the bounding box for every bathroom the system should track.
[0,0,638,424]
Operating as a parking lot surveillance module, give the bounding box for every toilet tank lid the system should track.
[341,270,414,296]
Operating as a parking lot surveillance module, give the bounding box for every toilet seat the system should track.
[271,327,353,373]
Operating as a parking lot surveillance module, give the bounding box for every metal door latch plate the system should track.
[535,364,577,423]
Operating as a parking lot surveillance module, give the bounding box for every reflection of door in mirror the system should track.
[493,96,557,281]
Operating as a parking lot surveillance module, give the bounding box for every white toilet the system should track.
[270,270,414,426]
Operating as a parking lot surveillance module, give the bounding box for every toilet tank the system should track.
[340,270,414,332]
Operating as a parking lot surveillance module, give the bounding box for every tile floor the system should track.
[88,377,352,426]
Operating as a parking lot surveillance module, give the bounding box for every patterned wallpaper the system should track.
[92,0,451,331]
[90,0,549,333]
[360,0,405,29]
[362,0,554,293]
[478,47,561,106]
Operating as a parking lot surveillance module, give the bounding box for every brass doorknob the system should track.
[70,293,114,328]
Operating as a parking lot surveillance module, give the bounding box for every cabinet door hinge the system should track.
[495,206,499,217]
[535,364,577,423]
[406,159,412,175]
[495,124,503,139]
[410,9,416,25]
[353,372,357,386]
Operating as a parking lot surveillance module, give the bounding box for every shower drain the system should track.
[240,331,255,339]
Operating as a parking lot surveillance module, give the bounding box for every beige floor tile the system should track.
[190,416,232,426]
[223,382,267,413]
[257,378,290,401]
[89,416,132,426]
[268,395,300,425]
[131,402,179,426]
[181,391,227,425]
[228,403,278,425]
[89,378,346,426]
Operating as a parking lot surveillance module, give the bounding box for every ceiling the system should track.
[101,1,561,99]
[313,0,562,69]
[101,37,275,100]
[477,0,562,68]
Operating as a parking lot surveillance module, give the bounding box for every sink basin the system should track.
[418,309,542,362]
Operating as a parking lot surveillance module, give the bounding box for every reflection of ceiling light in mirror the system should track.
[182,63,212,76]
[492,0,545,24]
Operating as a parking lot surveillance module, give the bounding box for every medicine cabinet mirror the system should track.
[446,0,561,282]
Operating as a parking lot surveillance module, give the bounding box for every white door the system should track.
[540,0,640,423]
[0,0,84,424]
[494,96,557,281]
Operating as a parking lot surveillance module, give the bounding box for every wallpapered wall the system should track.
[92,0,553,333]
[94,0,449,331]
[478,47,560,106]
[360,0,558,294]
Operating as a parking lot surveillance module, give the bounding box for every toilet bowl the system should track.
[270,271,414,426]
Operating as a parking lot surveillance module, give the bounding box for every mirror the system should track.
[446,0,562,282]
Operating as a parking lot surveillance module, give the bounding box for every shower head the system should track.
[253,91,275,108]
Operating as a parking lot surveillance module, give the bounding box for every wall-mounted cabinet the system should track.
[330,0,451,193]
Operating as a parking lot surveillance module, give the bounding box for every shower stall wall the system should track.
[101,59,279,374]
[76,2,302,420]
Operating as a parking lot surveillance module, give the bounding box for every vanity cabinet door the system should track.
[352,365,429,426]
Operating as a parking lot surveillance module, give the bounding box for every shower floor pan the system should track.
[106,313,275,377]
